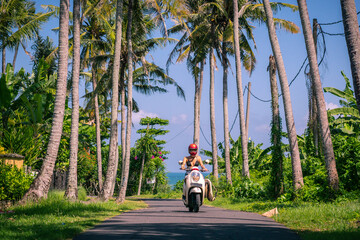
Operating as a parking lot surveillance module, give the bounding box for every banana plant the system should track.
[324,71,360,135]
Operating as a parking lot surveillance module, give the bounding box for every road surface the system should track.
[74,199,299,240]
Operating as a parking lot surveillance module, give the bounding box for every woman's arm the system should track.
[197,156,208,171]
[181,157,187,170]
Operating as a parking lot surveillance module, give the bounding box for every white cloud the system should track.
[132,110,159,124]
[171,114,188,124]
[326,102,339,110]
[255,124,270,132]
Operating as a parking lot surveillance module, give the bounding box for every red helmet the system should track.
[188,143,198,156]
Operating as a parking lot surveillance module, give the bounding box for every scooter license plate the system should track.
[191,183,202,187]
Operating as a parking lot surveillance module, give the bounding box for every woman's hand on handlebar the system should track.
[201,168,209,172]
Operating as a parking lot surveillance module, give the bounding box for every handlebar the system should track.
[180,168,208,172]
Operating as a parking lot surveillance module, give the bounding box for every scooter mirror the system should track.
[204,159,211,164]
[178,160,183,165]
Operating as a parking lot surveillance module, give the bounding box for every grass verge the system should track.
[0,190,147,240]
[205,197,360,240]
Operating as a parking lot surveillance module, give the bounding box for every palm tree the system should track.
[233,0,250,179]
[221,40,232,184]
[117,0,133,204]
[297,0,339,192]
[0,0,53,72]
[268,55,284,197]
[80,1,117,194]
[22,0,70,201]
[263,0,303,191]
[166,0,206,150]
[100,0,123,201]
[340,0,360,114]
[65,0,81,200]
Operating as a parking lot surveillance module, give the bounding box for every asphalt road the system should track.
[73,199,300,240]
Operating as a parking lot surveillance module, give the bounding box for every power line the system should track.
[248,55,308,103]
[200,126,212,147]
[167,121,193,143]
[318,11,360,26]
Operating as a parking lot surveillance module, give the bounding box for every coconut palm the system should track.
[100,0,123,201]
[268,55,284,197]
[340,0,360,114]
[117,0,133,204]
[65,0,81,200]
[0,0,53,72]
[22,0,70,201]
[166,0,207,149]
[297,0,339,192]
[233,0,251,179]
[262,0,303,191]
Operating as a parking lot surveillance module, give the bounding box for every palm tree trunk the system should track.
[117,0,133,203]
[110,146,119,196]
[193,63,200,146]
[92,65,103,193]
[65,0,81,200]
[12,43,19,70]
[245,82,251,136]
[137,153,146,195]
[233,0,249,178]
[120,64,126,185]
[297,0,339,192]
[209,47,220,183]
[269,55,284,197]
[100,0,123,201]
[263,0,303,191]
[222,43,231,184]
[311,18,320,156]
[22,0,70,201]
[340,0,360,114]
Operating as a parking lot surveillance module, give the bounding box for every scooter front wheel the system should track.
[193,193,200,212]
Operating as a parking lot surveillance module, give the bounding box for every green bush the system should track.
[78,186,87,201]
[173,180,183,192]
[333,134,360,192]
[233,177,265,199]
[0,164,34,201]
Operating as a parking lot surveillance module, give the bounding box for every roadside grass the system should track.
[0,190,147,240]
[205,197,360,240]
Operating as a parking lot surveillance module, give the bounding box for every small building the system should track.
[0,153,25,169]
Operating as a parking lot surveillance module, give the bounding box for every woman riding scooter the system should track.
[180,144,208,174]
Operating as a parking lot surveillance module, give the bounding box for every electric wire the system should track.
[166,121,193,143]
[318,11,360,25]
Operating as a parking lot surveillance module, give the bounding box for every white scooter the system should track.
[178,159,211,212]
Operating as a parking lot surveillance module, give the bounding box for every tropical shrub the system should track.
[332,134,360,192]
[0,164,34,201]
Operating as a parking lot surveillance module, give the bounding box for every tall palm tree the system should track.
[100,0,123,201]
[80,0,117,194]
[297,0,339,192]
[65,0,81,200]
[340,0,360,114]
[166,0,206,150]
[117,0,134,204]
[233,0,250,178]
[221,41,231,184]
[22,0,70,201]
[268,55,284,197]
[263,0,303,191]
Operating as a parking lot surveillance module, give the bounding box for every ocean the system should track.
[166,172,210,187]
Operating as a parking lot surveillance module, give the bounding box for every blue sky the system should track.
[8,0,360,173]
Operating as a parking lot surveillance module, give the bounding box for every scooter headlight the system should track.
[191,172,201,182]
